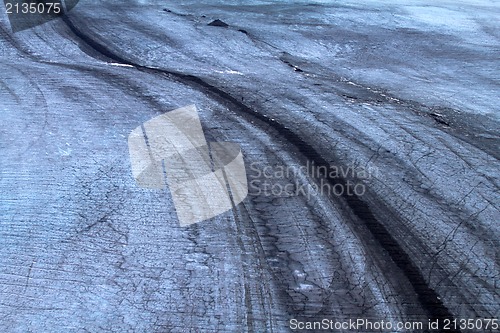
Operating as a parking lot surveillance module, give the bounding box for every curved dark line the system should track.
[61,15,460,332]
[165,74,460,333]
